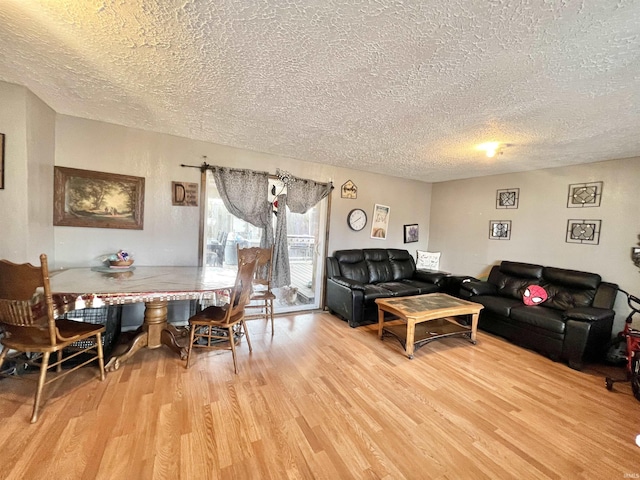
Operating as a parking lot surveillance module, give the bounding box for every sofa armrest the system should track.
[330,276,366,291]
[563,307,615,323]
[413,270,447,285]
[325,277,365,327]
[460,280,498,297]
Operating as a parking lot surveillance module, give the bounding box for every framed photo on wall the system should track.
[54,166,145,229]
[403,224,419,243]
[371,204,390,240]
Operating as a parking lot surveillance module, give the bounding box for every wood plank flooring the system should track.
[0,312,638,479]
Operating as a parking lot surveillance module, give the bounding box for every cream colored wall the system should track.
[429,157,640,330]
[54,115,433,268]
[0,82,55,264]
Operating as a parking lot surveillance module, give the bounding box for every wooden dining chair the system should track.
[238,246,276,335]
[0,254,106,423]
[185,253,258,373]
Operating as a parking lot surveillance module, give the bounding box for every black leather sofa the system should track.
[325,249,446,327]
[459,261,618,370]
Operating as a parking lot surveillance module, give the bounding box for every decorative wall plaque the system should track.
[341,179,357,199]
[496,188,519,209]
[172,181,198,206]
[566,219,601,245]
[489,220,511,240]
[567,182,602,208]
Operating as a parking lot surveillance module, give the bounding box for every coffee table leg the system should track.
[378,307,385,340]
[470,312,479,344]
[405,320,415,359]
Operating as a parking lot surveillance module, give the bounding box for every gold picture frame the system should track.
[54,166,145,229]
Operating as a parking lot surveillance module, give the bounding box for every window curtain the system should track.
[210,166,332,289]
[272,177,333,288]
[211,167,273,250]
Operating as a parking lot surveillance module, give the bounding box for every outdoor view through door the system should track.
[203,172,328,314]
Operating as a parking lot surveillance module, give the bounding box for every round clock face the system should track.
[347,208,367,231]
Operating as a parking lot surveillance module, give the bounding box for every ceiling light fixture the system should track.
[477,141,501,158]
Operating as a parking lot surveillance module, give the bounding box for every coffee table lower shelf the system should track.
[382,317,475,358]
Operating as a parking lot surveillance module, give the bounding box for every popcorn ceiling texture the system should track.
[1,0,639,182]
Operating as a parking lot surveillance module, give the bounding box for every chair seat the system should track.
[250,291,276,301]
[189,305,244,326]
[2,319,105,351]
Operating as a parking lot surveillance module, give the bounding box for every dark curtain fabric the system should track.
[211,168,273,249]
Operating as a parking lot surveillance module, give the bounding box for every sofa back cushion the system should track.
[364,249,393,283]
[488,261,544,300]
[387,249,416,281]
[541,267,600,310]
[333,250,370,283]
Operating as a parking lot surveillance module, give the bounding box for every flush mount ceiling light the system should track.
[477,142,501,158]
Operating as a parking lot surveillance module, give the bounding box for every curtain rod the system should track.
[180,161,334,188]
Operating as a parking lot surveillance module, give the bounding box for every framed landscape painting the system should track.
[54,167,145,229]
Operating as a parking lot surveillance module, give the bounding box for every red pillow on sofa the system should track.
[523,285,548,306]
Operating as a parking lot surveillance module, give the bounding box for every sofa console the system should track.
[460,261,618,370]
[325,249,447,327]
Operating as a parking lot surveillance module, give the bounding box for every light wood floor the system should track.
[0,312,638,479]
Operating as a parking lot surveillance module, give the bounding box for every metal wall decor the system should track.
[489,220,511,240]
[566,219,601,245]
[567,181,602,208]
[341,179,357,199]
[496,188,519,209]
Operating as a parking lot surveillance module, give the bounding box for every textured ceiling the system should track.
[1,0,639,182]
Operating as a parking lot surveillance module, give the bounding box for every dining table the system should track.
[49,265,236,371]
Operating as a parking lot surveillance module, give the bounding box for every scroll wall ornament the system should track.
[567,182,603,208]
[489,220,511,240]
[496,188,519,209]
[566,219,601,245]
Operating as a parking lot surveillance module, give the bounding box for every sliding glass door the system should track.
[203,172,328,313]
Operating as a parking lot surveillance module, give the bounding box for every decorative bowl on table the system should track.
[109,259,134,268]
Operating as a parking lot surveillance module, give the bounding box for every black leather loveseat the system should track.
[459,261,618,370]
[325,249,446,327]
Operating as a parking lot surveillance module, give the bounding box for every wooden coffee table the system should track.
[376,293,484,359]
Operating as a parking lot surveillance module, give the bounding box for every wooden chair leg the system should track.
[242,319,253,353]
[268,299,274,336]
[228,326,239,374]
[31,351,50,424]
[96,333,106,381]
[0,346,9,373]
[56,350,62,373]
[186,325,196,368]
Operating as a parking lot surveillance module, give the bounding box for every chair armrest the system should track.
[330,276,366,291]
[461,280,498,297]
[413,270,447,285]
[563,307,615,323]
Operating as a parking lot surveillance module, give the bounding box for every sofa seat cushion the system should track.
[510,305,566,335]
[472,295,523,317]
[401,279,440,294]
[362,284,394,302]
[376,282,420,297]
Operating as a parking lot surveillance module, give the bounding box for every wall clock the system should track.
[347,208,367,231]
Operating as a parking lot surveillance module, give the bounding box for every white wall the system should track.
[53,115,433,268]
[0,82,55,264]
[429,157,640,331]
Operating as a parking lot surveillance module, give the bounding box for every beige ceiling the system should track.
[1,1,639,182]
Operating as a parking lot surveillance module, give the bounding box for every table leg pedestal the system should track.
[105,300,188,371]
